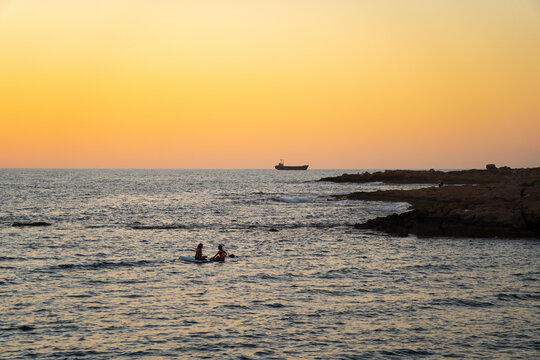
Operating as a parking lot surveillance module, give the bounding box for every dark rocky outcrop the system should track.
[347,183,540,238]
[320,165,540,185]
[327,166,540,238]
[12,222,52,227]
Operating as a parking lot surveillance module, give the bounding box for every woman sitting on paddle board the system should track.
[210,244,227,261]
[195,243,207,260]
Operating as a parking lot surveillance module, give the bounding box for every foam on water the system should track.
[0,169,538,359]
[272,195,320,203]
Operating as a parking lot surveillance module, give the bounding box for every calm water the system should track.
[0,169,538,359]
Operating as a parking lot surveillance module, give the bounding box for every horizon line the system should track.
[0,166,525,171]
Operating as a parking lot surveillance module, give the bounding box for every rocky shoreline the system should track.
[320,165,540,185]
[325,165,540,238]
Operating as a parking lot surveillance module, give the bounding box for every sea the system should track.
[0,169,538,359]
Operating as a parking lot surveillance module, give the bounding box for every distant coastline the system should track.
[322,165,540,238]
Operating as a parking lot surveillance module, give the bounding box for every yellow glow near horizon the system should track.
[1,0,539,168]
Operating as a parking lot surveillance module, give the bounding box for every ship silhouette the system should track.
[274,159,308,170]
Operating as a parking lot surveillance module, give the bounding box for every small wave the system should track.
[381,349,434,356]
[298,288,351,296]
[404,263,454,272]
[264,302,286,308]
[129,224,187,230]
[227,222,351,231]
[513,272,539,282]
[46,351,104,358]
[315,268,363,279]
[48,260,153,271]
[272,195,319,203]
[221,304,251,310]
[122,294,146,299]
[126,221,350,232]
[67,293,94,298]
[0,256,24,261]
[430,298,494,308]
[497,293,525,301]
[278,222,354,230]
[277,179,305,184]
[371,201,411,213]
[497,293,540,301]
[85,224,111,229]
[254,273,280,280]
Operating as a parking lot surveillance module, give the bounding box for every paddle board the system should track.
[179,256,217,263]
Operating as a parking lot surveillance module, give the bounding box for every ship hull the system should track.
[275,165,309,170]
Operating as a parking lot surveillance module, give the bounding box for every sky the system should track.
[1,0,539,169]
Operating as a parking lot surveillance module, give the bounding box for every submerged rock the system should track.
[12,222,52,227]
[17,325,35,332]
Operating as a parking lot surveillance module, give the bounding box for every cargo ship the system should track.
[274,160,309,170]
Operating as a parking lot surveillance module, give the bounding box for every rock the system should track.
[12,222,52,227]
[17,325,35,332]
[320,166,540,185]
[348,181,540,238]
[326,167,540,238]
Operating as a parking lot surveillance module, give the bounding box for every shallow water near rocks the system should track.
[1,169,538,359]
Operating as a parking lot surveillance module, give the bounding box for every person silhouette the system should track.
[210,244,227,261]
[195,243,207,260]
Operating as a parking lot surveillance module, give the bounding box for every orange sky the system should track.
[1,0,539,169]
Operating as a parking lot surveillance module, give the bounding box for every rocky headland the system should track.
[320,164,539,185]
[325,165,540,238]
